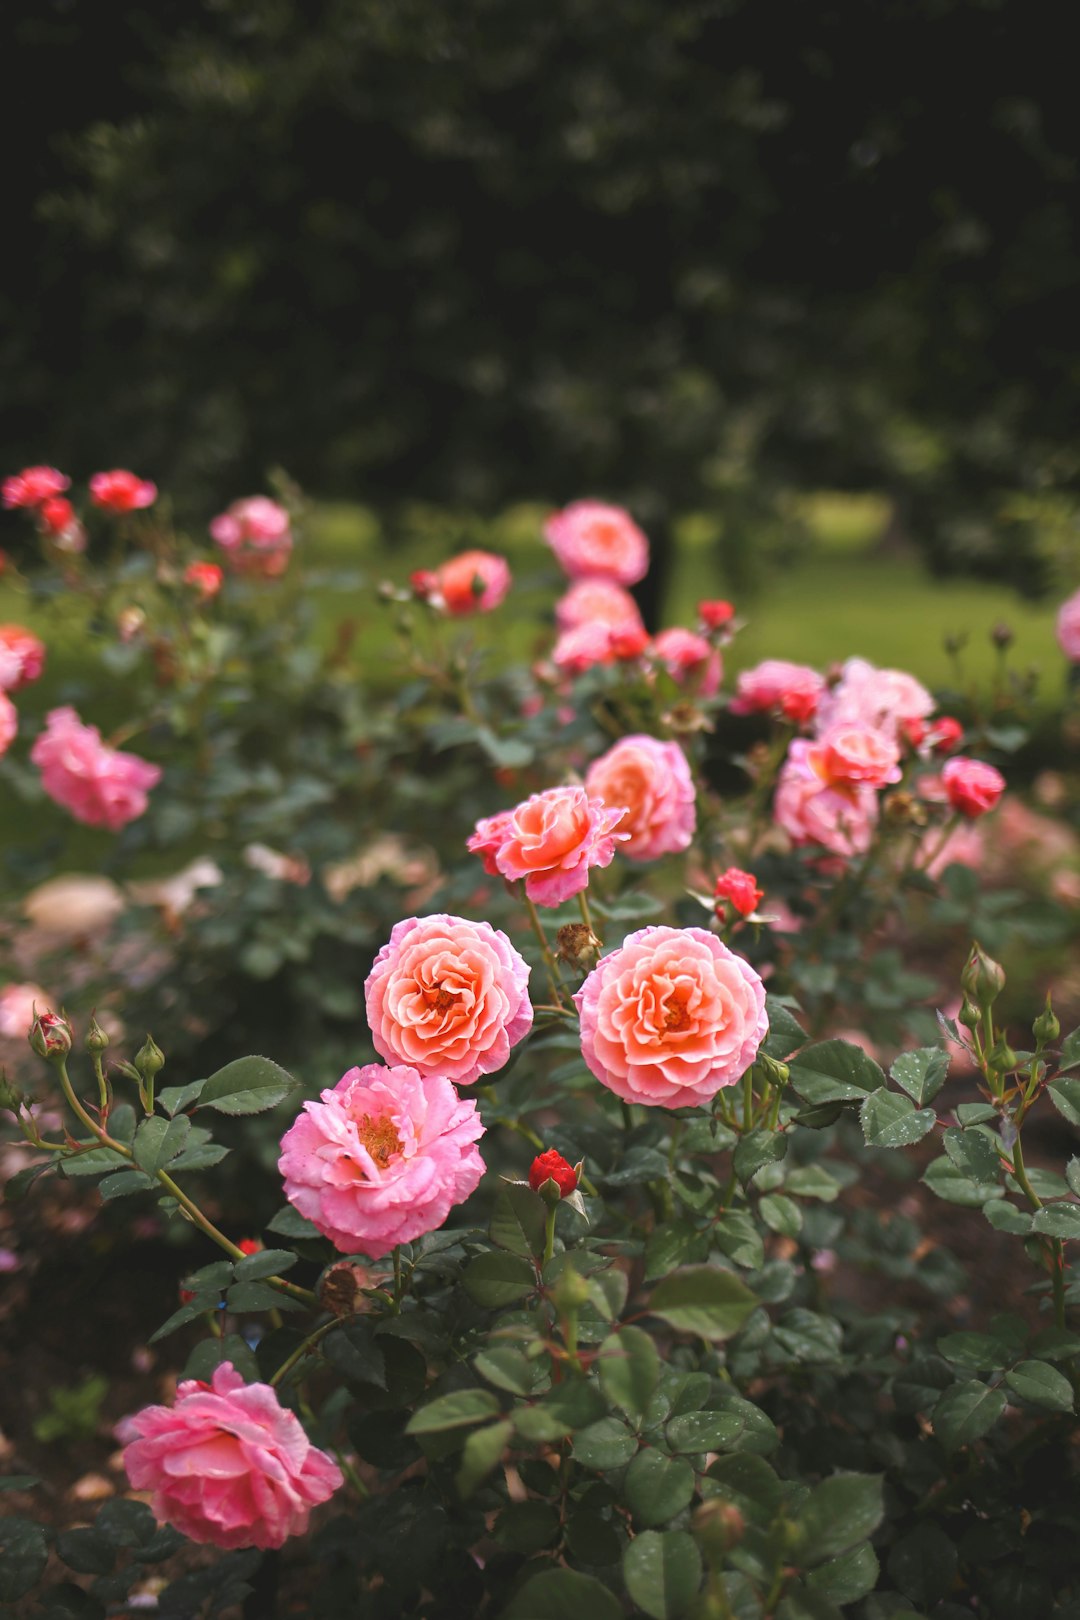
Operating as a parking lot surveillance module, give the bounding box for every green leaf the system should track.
[713,1211,766,1270]
[55,1527,115,1575]
[233,1248,298,1281]
[665,1411,744,1454]
[156,1079,206,1116]
[806,1541,879,1606]
[463,1251,536,1307]
[1057,1029,1080,1074]
[502,1569,624,1620]
[937,1331,1011,1372]
[592,891,663,922]
[759,1194,803,1237]
[0,1516,48,1602]
[599,1325,660,1421]
[733,1128,788,1188]
[890,1047,950,1106]
[957,1102,997,1125]
[266,1205,321,1240]
[931,1380,1007,1451]
[98,1169,156,1200]
[784,1164,844,1203]
[792,1472,885,1566]
[983,1200,1032,1234]
[776,1590,845,1620]
[407,1389,500,1434]
[923,1155,1002,1207]
[226,1280,303,1314]
[860,1088,937,1148]
[788,1041,885,1105]
[645,1220,711,1280]
[1030,1327,1080,1360]
[886,1522,958,1608]
[197,1055,299,1116]
[573,1415,639,1469]
[1033,1203,1080,1240]
[496,1501,560,1554]
[624,1530,703,1619]
[648,1268,757,1341]
[0,1476,39,1492]
[1068,1157,1080,1197]
[942,1126,1000,1186]
[322,1324,386,1388]
[624,1448,696,1528]
[491,1181,547,1259]
[474,1345,537,1397]
[763,997,808,1059]
[456,1419,513,1498]
[513,1380,607,1441]
[1047,1077,1080,1125]
[771,1309,843,1365]
[132,1116,190,1175]
[1004,1360,1075,1412]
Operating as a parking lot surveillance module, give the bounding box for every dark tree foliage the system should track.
[4,0,1079,590]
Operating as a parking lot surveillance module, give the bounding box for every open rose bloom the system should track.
[435,549,511,615]
[555,578,644,634]
[577,925,768,1107]
[89,469,158,512]
[0,625,46,691]
[775,738,878,858]
[31,706,162,830]
[585,734,696,861]
[544,500,649,585]
[816,656,934,739]
[365,913,532,1084]
[730,660,825,725]
[123,1362,342,1550]
[468,785,627,905]
[278,1063,485,1256]
[210,496,293,576]
[2,465,69,509]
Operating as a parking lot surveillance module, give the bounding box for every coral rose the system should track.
[278,1062,485,1255]
[365,913,533,1085]
[31,707,162,831]
[544,500,649,585]
[714,868,763,919]
[89,469,157,512]
[436,549,511,615]
[585,734,696,861]
[2,466,69,509]
[1056,587,1080,661]
[556,579,644,633]
[816,656,934,739]
[575,925,767,1107]
[774,739,878,858]
[730,660,825,725]
[806,723,901,790]
[0,625,46,691]
[941,756,1005,818]
[468,785,628,906]
[123,1362,342,1550]
[0,693,16,758]
[651,628,722,697]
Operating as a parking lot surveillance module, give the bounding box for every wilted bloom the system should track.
[714,868,763,919]
[0,693,15,759]
[123,1362,342,1550]
[698,599,735,631]
[544,500,649,585]
[806,723,901,791]
[436,549,511,615]
[576,925,767,1107]
[364,913,533,1086]
[774,739,878,858]
[278,1062,486,1255]
[1056,588,1080,661]
[528,1149,578,1198]
[730,660,825,725]
[816,656,934,739]
[467,785,627,906]
[0,983,50,1040]
[585,734,696,861]
[89,470,158,512]
[184,560,223,599]
[556,578,644,634]
[210,496,292,576]
[651,628,722,697]
[941,757,1005,819]
[2,466,69,509]
[31,707,162,831]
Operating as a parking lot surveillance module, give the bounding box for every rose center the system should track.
[355,1112,402,1170]
[426,983,460,1015]
[664,996,692,1033]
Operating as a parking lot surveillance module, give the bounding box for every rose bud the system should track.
[528,1149,579,1200]
[941,757,1005,819]
[714,868,764,920]
[29,1008,73,1060]
[698,599,735,631]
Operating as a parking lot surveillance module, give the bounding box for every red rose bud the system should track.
[698,599,735,631]
[237,1238,262,1256]
[927,716,964,754]
[901,717,926,749]
[714,867,763,920]
[184,561,223,599]
[29,1009,72,1060]
[609,624,650,660]
[942,757,1005,819]
[528,1149,579,1199]
[38,495,77,536]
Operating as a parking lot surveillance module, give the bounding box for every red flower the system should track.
[184,561,223,599]
[714,867,764,920]
[2,466,69,510]
[941,757,1005,819]
[410,568,439,600]
[528,1149,578,1198]
[89,470,157,512]
[236,1238,262,1256]
[609,624,650,660]
[698,599,735,630]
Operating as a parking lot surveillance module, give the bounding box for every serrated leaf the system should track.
[788,1041,885,1105]
[942,1125,1001,1186]
[706,1453,783,1523]
[226,1280,303,1313]
[474,1345,537,1396]
[648,1267,757,1341]
[1004,1360,1074,1412]
[456,1419,513,1497]
[233,1248,298,1281]
[931,1380,1007,1451]
[1048,1077,1080,1125]
[573,1415,639,1469]
[156,1079,207,1116]
[599,1326,660,1421]
[407,1389,500,1434]
[793,1472,885,1565]
[490,1181,547,1259]
[132,1114,191,1174]
[1057,1028,1080,1073]
[759,1193,803,1237]
[983,1199,1031,1234]
[98,1169,156,1200]
[197,1056,299,1115]
[733,1128,788,1188]
[1033,1203,1080,1240]
[937,1331,1011,1372]
[266,1205,321,1239]
[860,1089,937,1148]
[463,1251,536,1308]
[665,1410,744,1453]
[513,1380,606,1441]
[623,1529,703,1619]
[924,1155,1002,1207]
[785,1164,843,1202]
[762,997,808,1059]
[890,1047,950,1106]
[806,1541,879,1606]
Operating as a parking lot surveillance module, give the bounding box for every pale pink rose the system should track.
[774,739,878,858]
[0,625,46,691]
[575,925,767,1106]
[921,822,985,880]
[436,549,511,615]
[2,466,70,509]
[89,470,157,512]
[816,657,934,739]
[468,785,628,906]
[0,692,15,758]
[730,660,825,725]
[210,497,293,577]
[30,707,162,831]
[651,628,722,697]
[552,622,618,676]
[806,723,901,790]
[123,1362,342,1550]
[365,913,532,1085]
[544,500,649,585]
[555,579,644,633]
[585,735,696,861]
[1056,588,1080,661]
[278,1062,485,1255]
[941,756,1005,818]
[0,982,49,1040]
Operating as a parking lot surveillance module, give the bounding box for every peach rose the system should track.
[552,622,619,676]
[556,579,644,633]
[575,925,767,1106]
[806,723,901,790]
[585,734,696,861]
[436,549,511,615]
[544,500,649,585]
[651,628,722,697]
[365,913,533,1085]
[467,785,628,906]
[774,739,878,858]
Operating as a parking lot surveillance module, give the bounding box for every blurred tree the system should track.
[4,0,1079,605]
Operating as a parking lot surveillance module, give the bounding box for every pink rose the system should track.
[436,549,511,615]
[365,913,533,1085]
[467,785,628,906]
[210,496,293,576]
[278,1062,486,1255]
[730,660,825,725]
[0,982,49,1040]
[651,628,722,697]
[575,925,767,1106]
[544,500,649,585]
[2,466,69,509]
[806,723,901,790]
[0,693,15,758]
[941,756,1005,818]
[1056,588,1080,662]
[37,497,87,553]
[552,622,619,676]
[815,657,934,739]
[467,808,516,876]
[123,1362,342,1550]
[89,469,157,512]
[30,707,162,831]
[774,739,878,858]
[585,734,696,861]
[556,579,644,633]
[0,625,46,692]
